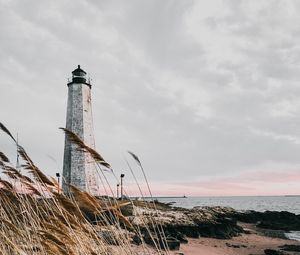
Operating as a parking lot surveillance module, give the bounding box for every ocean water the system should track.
[154,196,300,214]
[285,232,300,241]
[154,196,300,241]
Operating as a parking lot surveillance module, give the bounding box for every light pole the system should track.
[120,174,125,200]
[117,183,120,199]
[56,173,60,193]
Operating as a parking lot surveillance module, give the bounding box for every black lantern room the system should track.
[69,65,90,86]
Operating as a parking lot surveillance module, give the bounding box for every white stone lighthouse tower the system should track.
[62,65,98,195]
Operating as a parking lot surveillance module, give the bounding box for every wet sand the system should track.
[177,234,298,255]
[129,230,299,255]
[174,223,299,255]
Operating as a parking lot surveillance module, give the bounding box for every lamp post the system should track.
[120,174,125,200]
[56,173,60,193]
[117,183,120,199]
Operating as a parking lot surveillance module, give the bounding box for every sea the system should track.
[154,196,300,214]
[152,196,300,241]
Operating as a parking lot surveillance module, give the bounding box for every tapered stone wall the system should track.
[62,68,98,195]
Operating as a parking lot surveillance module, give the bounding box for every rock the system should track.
[264,249,285,255]
[177,207,244,239]
[132,234,142,245]
[141,231,180,250]
[120,204,134,216]
[225,243,247,248]
[160,237,180,251]
[259,229,288,239]
[231,210,262,223]
[193,217,243,239]
[175,232,188,244]
[132,206,244,241]
[230,210,300,231]
[98,230,119,245]
[243,229,252,234]
[163,224,200,239]
[257,211,300,231]
[279,244,300,252]
[142,231,155,246]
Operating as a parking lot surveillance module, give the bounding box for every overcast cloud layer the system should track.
[1,0,300,196]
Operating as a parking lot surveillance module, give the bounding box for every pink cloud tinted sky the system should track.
[121,169,300,197]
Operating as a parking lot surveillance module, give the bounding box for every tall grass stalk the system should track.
[0,122,169,255]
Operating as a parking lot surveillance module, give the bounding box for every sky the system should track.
[1,0,300,196]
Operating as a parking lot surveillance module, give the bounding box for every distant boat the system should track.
[183,195,187,198]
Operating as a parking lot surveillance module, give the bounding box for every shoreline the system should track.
[128,222,300,255]
[125,201,300,254]
[178,232,300,255]
[129,222,300,255]
[145,196,300,215]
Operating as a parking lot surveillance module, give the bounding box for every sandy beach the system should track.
[178,234,299,255]
[125,222,300,255]
[174,223,300,255]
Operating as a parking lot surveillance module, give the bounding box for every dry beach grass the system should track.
[0,122,170,255]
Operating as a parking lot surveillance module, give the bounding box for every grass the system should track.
[0,122,170,255]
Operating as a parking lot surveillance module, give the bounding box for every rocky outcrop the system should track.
[186,207,243,239]
[122,203,300,250]
[279,244,300,252]
[264,249,285,255]
[131,205,243,242]
[229,210,300,231]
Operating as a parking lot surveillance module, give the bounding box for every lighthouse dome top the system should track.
[72,65,86,76]
[69,65,90,86]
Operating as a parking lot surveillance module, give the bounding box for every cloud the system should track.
[1,0,300,195]
[165,167,300,196]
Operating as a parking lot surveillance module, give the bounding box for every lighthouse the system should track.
[62,65,98,195]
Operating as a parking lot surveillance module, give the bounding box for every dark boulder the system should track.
[194,217,243,239]
[230,210,262,223]
[162,216,243,240]
[229,210,300,231]
[97,230,119,245]
[120,204,134,216]
[141,231,180,250]
[132,234,142,245]
[160,237,180,251]
[279,244,300,252]
[264,249,285,255]
[163,224,200,239]
[257,211,300,231]
[175,232,188,244]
